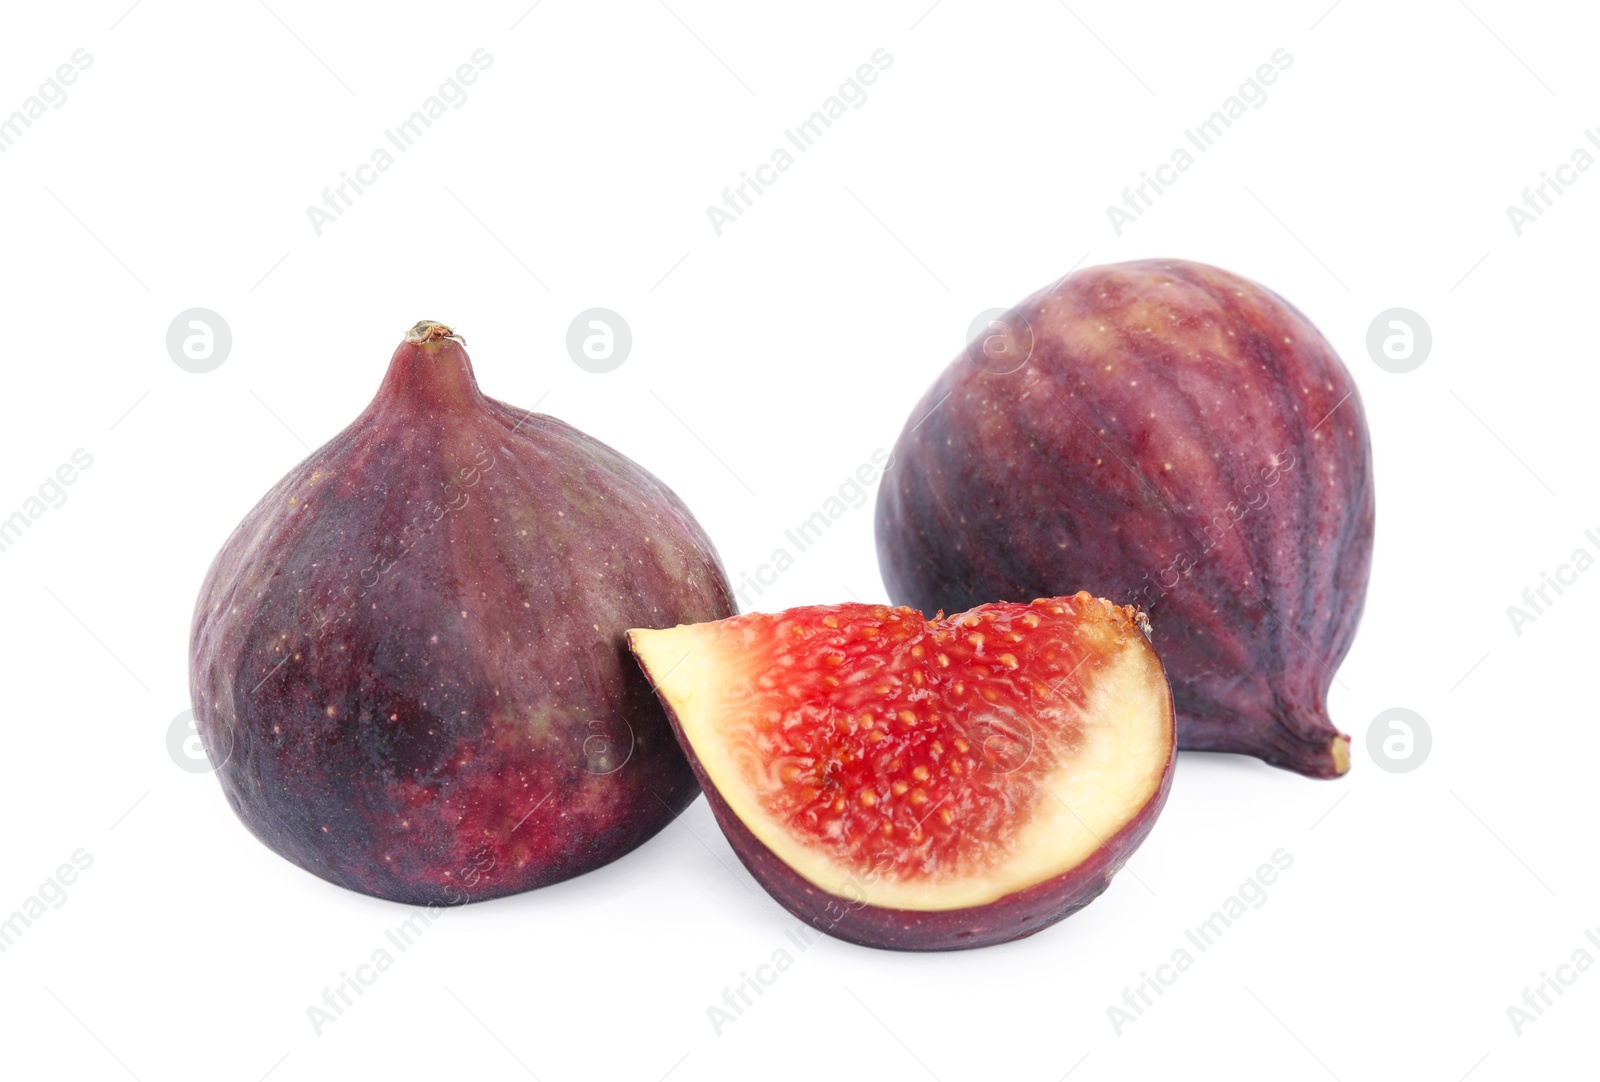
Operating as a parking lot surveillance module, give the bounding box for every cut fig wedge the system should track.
[628,593,1175,951]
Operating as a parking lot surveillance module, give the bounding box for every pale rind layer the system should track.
[629,623,1172,912]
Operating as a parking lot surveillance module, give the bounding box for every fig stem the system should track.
[1330,735,1351,775]
[406,321,465,346]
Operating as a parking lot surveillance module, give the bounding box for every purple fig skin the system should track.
[875,261,1373,779]
[649,663,1176,951]
[189,323,735,904]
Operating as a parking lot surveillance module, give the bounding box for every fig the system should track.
[628,593,1175,951]
[875,259,1372,778]
[189,322,735,904]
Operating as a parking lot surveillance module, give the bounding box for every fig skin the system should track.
[189,323,735,904]
[875,260,1373,779]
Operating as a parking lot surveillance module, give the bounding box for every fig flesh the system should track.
[629,594,1175,951]
[190,322,735,904]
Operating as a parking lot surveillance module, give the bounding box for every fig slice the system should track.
[628,593,1174,951]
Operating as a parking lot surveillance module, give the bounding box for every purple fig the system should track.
[875,261,1373,778]
[190,322,735,903]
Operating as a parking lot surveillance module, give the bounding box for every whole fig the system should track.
[190,322,735,903]
[875,260,1373,779]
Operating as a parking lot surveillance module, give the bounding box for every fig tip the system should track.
[405,321,465,346]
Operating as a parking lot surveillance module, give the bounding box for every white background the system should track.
[0,1,1593,1079]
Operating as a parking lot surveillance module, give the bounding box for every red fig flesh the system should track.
[875,260,1371,778]
[190,322,735,904]
[629,594,1174,950]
